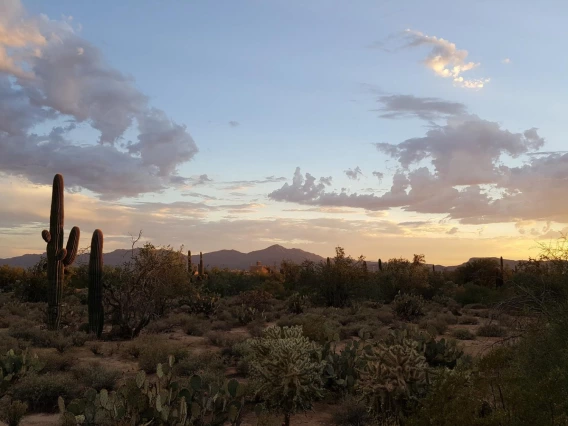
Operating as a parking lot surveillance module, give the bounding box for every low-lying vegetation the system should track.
[3,222,568,425]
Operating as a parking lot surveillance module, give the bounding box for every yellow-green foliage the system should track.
[245,325,325,424]
[356,338,428,422]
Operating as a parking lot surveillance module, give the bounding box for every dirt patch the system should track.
[1,414,60,426]
[240,402,335,426]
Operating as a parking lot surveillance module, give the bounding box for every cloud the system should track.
[446,227,459,235]
[402,29,490,89]
[221,176,287,191]
[181,192,217,200]
[375,94,467,121]
[345,166,363,180]
[228,121,239,127]
[372,171,384,181]
[193,174,213,186]
[0,0,198,199]
[502,58,511,64]
[270,111,568,226]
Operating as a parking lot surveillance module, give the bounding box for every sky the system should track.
[1,0,568,265]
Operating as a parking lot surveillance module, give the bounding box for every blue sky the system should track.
[1,0,567,263]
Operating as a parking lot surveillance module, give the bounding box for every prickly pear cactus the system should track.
[58,355,244,425]
[0,349,44,393]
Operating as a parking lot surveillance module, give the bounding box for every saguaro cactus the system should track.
[88,229,104,337]
[188,250,193,274]
[198,251,204,277]
[41,174,80,330]
[378,259,383,271]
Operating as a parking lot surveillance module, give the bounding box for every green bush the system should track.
[333,396,373,426]
[477,324,507,337]
[10,373,79,412]
[71,362,121,391]
[206,331,247,348]
[452,329,476,340]
[458,315,479,325]
[392,293,425,321]
[0,399,28,426]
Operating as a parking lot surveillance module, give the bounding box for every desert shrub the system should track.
[137,343,188,373]
[39,351,74,373]
[458,315,479,325]
[392,293,425,321]
[287,292,310,314]
[210,320,232,331]
[333,395,373,426]
[206,331,247,348]
[453,283,501,306]
[10,372,79,412]
[340,323,363,339]
[103,243,189,339]
[376,308,395,324]
[182,317,208,336]
[0,334,23,354]
[8,326,73,353]
[419,318,448,335]
[237,289,273,310]
[437,312,458,325]
[71,362,121,391]
[477,324,507,337]
[0,398,28,426]
[452,329,476,340]
[145,312,193,334]
[245,326,325,426]
[246,319,265,337]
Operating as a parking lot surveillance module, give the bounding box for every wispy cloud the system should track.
[402,29,490,89]
[345,166,364,180]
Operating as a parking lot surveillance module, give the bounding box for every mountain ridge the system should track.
[0,244,325,270]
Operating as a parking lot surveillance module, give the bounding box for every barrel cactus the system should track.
[41,174,80,330]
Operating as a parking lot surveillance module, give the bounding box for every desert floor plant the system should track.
[245,325,325,426]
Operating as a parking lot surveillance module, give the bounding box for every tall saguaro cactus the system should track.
[88,229,104,337]
[42,174,80,330]
[188,250,193,274]
[198,251,204,278]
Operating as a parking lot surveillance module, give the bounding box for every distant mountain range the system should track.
[0,245,524,272]
[0,244,326,270]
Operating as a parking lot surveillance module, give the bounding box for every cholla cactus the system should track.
[356,339,428,422]
[246,325,325,426]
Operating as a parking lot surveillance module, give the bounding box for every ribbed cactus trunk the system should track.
[187,250,192,274]
[198,252,204,277]
[42,174,80,330]
[378,258,382,271]
[88,229,104,337]
[432,264,435,273]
